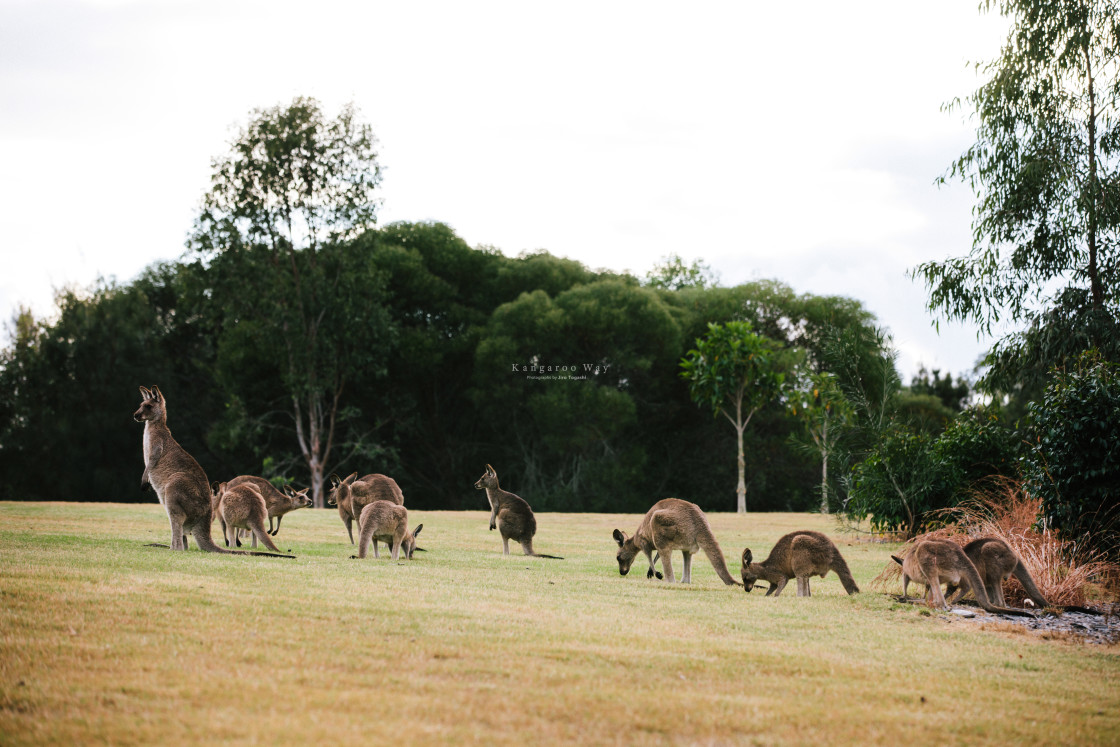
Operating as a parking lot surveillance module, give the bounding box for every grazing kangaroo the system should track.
[741,530,860,596]
[133,386,291,558]
[613,498,739,585]
[327,472,405,544]
[350,501,423,561]
[214,481,283,552]
[473,464,562,559]
[943,537,1050,609]
[226,475,311,536]
[891,539,1033,617]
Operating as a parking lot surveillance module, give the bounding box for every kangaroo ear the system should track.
[139,386,152,399]
[486,464,495,475]
[344,472,358,485]
[741,548,753,566]
[328,473,340,487]
[891,555,903,566]
[151,386,163,402]
[412,524,423,538]
[612,529,626,547]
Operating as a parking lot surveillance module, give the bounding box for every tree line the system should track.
[0,224,897,514]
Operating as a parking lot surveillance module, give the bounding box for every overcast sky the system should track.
[1,0,1013,379]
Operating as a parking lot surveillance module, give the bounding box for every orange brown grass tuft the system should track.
[871,477,1120,607]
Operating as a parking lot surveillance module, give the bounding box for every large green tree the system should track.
[190,98,390,506]
[917,0,1120,394]
[680,321,791,513]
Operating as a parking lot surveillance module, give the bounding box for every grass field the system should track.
[1,501,1118,745]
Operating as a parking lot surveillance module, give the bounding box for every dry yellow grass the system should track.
[1,501,1118,745]
[872,478,1119,607]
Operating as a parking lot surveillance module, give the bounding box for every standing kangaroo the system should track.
[327,472,405,544]
[350,501,423,561]
[613,498,739,585]
[741,530,860,596]
[133,386,291,557]
[892,539,1034,617]
[226,475,311,536]
[942,537,1050,609]
[473,464,562,559]
[214,481,283,552]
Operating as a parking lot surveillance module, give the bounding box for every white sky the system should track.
[0,0,1012,380]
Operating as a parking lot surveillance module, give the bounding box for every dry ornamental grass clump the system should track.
[873,477,1119,608]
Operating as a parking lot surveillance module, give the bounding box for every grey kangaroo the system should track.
[473,464,562,559]
[133,386,291,558]
[943,537,1050,609]
[740,530,860,596]
[214,481,283,552]
[350,501,423,561]
[613,498,739,585]
[225,475,311,537]
[892,539,1033,617]
[327,472,405,544]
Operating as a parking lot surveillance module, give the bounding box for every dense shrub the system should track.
[1025,351,1120,559]
[847,406,1019,537]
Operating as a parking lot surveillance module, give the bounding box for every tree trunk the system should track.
[736,423,746,514]
[820,418,829,514]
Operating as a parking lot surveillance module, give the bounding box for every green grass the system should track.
[1,502,1117,745]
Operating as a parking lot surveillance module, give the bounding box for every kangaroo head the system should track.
[286,487,312,509]
[613,529,639,576]
[740,548,760,592]
[401,523,424,560]
[133,386,166,423]
[474,464,498,490]
[326,473,357,507]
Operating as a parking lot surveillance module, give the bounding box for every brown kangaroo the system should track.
[214,481,282,552]
[741,530,860,596]
[891,539,1033,617]
[327,472,405,544]
[133,386,291,558]
[473,464,562,559]
[943,537,1050,608]
[613,498,739,585]
[350,501,423,561]
[226,475,311,536]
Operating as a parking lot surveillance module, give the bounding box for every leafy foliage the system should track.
[916,0,1120,393]
[680,321,792,512]
[1025,351,1120,558]
[848,406,1022,537]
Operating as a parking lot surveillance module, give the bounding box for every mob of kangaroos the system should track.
[225,475,311,537]
[474,464,562,559]
[133,386,292,558]
[613,498,739,585]
[892,538,1034,617]
[741,530,859,596]
[327,472,405,544]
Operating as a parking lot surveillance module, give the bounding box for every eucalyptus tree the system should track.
[190,98,390,507]
[789,371,853,514]
[679,321,791,513]
[917,0,1120,393]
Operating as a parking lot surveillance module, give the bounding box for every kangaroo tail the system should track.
[831,550,861,594]
[966,561,1035,617]
[250,519,281,553]
[188,528,295,559]
[531,553,564,560]
[1011,562,1050,608]
[699,531,742,586]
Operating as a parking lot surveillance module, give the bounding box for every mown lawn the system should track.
[0,502,1117,745]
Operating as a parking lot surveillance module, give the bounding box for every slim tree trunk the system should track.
[820,417,829,514]
[736,422,746,513]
